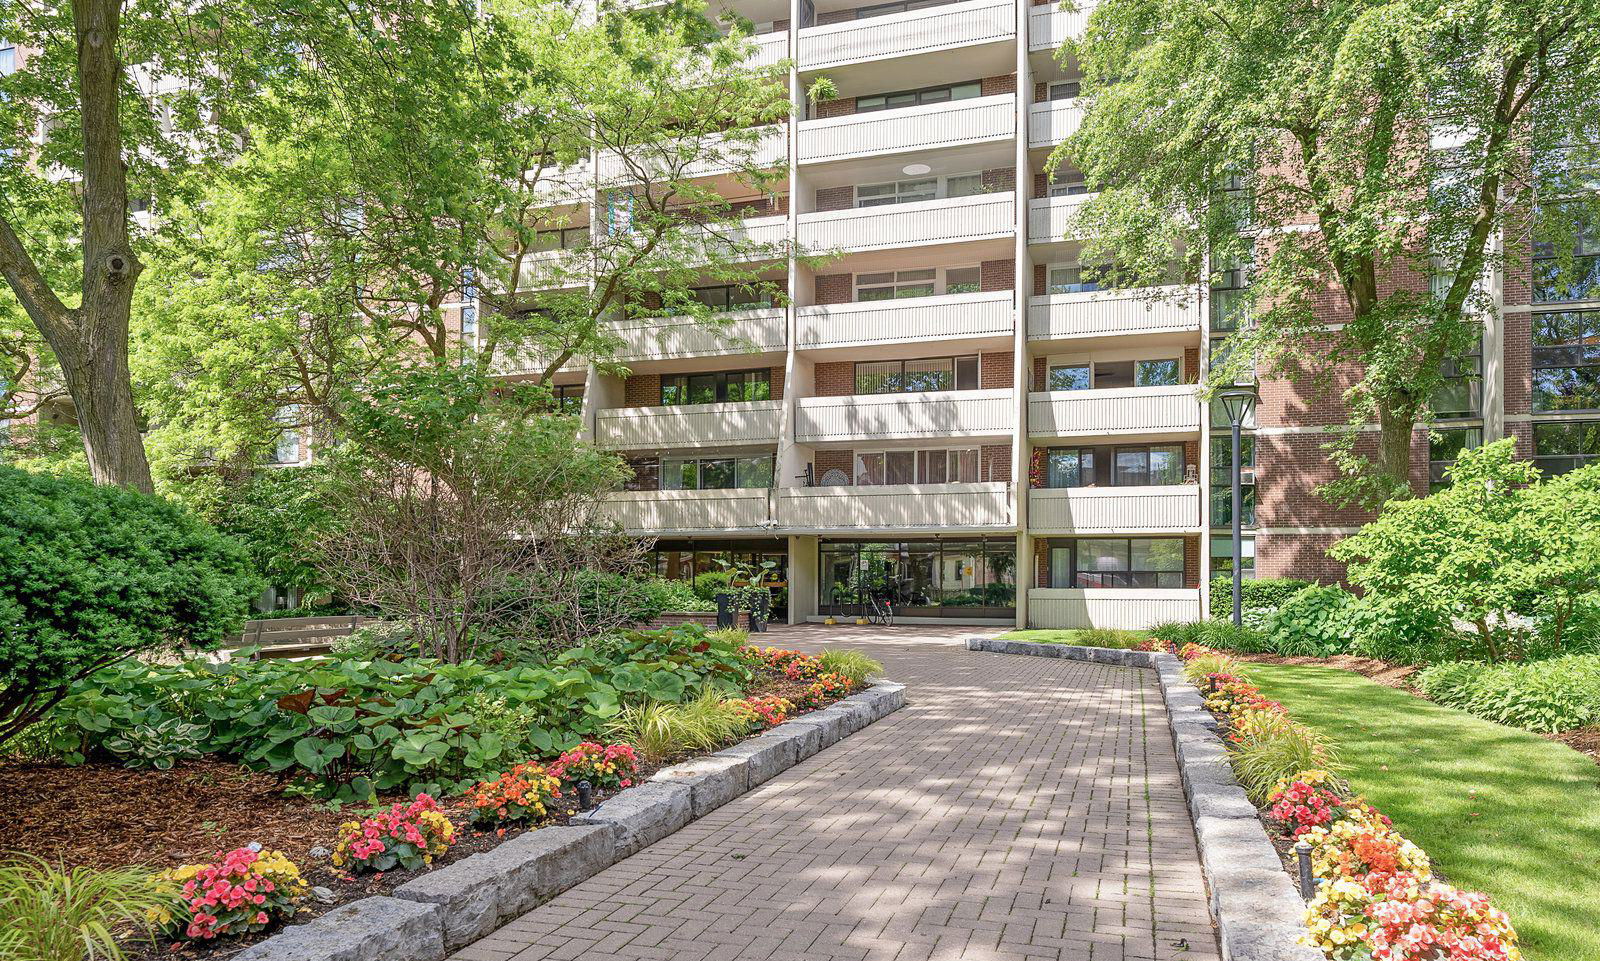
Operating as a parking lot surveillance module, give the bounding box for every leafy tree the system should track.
[0,465,259,748]
[1060,0,1600,504]
[1331,439,1600,659]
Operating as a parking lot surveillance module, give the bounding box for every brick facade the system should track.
[979,259,1015,292]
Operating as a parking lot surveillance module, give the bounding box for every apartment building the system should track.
[482,0,1586,630]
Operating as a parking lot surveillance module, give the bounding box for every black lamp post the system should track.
[1216,382,1259,626]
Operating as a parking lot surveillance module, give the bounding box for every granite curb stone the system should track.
[235,681,904,961]
[966,637,1322,961]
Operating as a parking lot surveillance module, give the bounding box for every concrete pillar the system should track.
[787,534,819,624]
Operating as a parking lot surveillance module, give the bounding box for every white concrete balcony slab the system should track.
[1028,1,1096,52]
[1028,194,1091,244]
[610,308,787,363]
[795,388,1013,443]
[1028,385,1202,437]
[1027,287,1201,341]
[1027,98,1084,149]
[799,94,1014,165]
[1027,485,1202,534]
[603,489,773,533]
[796,291,1013,351]
[779,482,1012,531]
[596,125,786,184]
[799,0,1016,70]
[1028,587,1202,629]
[596,400,782,450]
[677,214,790,266]
[798,193,1014,253]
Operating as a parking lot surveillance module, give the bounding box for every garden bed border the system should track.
[962,636,1322,961]
[232,681,906,961]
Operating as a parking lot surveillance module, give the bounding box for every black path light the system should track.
[1216,382,1259,626]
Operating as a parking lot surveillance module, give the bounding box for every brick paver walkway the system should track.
[451,625,1219,961]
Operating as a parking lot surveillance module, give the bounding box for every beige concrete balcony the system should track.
[1027,385,1202,438]
[798,193,1014,253]
[796,291,1013,351]
[596,124,786,184]
[1027,587,1203,629]
[1026,287,1201,342]
[794,388,1013,443]
[610,308,787,363]
[596,400,782,450]
[799,94,1014,164]
[749,31,789,69]
[1028,0,1096,52]
[1027,485,1202,535]
[1027,98,1084,149]
[778,482,1012,531]
[602,489,774,533]
[1027,194,1091,245]
[799,0,1016,71]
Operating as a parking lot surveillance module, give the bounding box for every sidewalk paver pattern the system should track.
[451,625,1219,961]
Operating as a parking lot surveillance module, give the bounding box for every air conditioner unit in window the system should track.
[1239,468,1257,486]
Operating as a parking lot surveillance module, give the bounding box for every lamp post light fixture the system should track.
[1216,382,1259,626]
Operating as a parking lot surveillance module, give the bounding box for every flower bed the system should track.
[1179,644,1525,961]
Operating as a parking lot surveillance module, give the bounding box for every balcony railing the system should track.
[596,400,783,449]
[799,0,1016,70]
[1027,194,1091,245]
[799,94,1014,164]
[1027,98,1084,149]
[749,31,789,69]
[796,291,1013,350]
[1028,587,1202,629]
[1027,287,1200,341]
[610,308,787,363]
[1027,1,1096,52]
[794,388,1013,443]
[603,489,773,533]
[798,192,1015,253]
[1027,385,1202,436]
[779,482,1012,530]
[676,214,790,267]
[596,124,786,185]
[1027,485,1201,534]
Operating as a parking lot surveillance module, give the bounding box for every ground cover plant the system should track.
[1414,656,1600,734]
[1248,661,1600,961]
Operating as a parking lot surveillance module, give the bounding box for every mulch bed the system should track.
[1550,726,1600,765]
[0,672,848,959]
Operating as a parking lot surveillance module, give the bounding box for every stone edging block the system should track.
[238,681,905,961]
[964,636,1322,961]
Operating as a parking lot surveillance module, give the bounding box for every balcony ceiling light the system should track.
[902,163,931,176]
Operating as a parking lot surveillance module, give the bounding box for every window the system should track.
[551,384,584,414]
[1210,535,1256,579]
[1533,420,1600,476]
[1045,447,1093,488]
[660,369,771,405]
[1432,335,1482,418]
[853,448,979,486]
[1050,538,1185,589]
[1210,253,1250,332]
[819,539,1016,614]
[855,266,979,300]
[1046,263,1107,293]
[1428,427,1481,493]
[0,43,14,76]
[854,0,947,19]
[854,172,982,208]
[1210,434,1256,527]
[272,407,303,465]
[856,81,981,113]
[534,225,588,251]
[1047,168,1089,197]
[662,455,775,490]
[854,355,979,394]
[1047,357,1179,390]
[1533,309,1600,412]
[689,284,773,311]
[1113,445,1185,485]
[1533,214,1600,304]
[1047,79,1081,101]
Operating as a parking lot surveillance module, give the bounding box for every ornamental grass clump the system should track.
[1230,713,1338,804]
[0,857,170,961]
[465,762,564,826]
[817,649,884,685]
[331,794,455,873]
[154,846,309,941]
[605,690,752,762]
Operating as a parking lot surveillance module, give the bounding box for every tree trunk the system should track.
[1375,406,1416,499]
[50,330,152,491]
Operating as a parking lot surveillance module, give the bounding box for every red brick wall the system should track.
[770,366,786,401]
[1257,533,1351,585]
[624,374,661,408]
[1032,356,1046,392]
[1505,309,1531,416]
[814,449,853,482]
[1033,80,1047,104]
[981,443,1012,483]
[981,74,1016,97]
[816,8,853,25]
[815,186,854,212]
[814,361,854,396]
[814,97,854,119]
[1184,535,1201,589]
[1034,539,1050,588]
[982,166,1016,193]
[815,273,852,305]
[1255,432,1379,529]
[980,350,1013,390]
[980,259,1015,293]
[1184,347,1200,384]
[1032,263,1046,295]
[1033,172,1048,200]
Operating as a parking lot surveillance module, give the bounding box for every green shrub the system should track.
[818,649,884,685]
[1414,655,1600,733]
[0,466,260,750]
[1208,577,1313,625]
[1196,621,1276,654]
[1149,621,1210,647]
[0,856,169,961]
[690,570,735,604]
[1262,585,1362,657]
[634,577,713,614]
[605,689,752,762]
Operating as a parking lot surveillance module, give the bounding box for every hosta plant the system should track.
[331,794,455,872]
[548,742,638,791]
[465,762,564,825]
[104,718,209,770]
[154,846,308,940]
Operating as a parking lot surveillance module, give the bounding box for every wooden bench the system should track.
[224,615,366,659]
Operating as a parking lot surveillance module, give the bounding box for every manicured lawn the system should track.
[1248,662,1600,961]
[998,629,1148,648]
